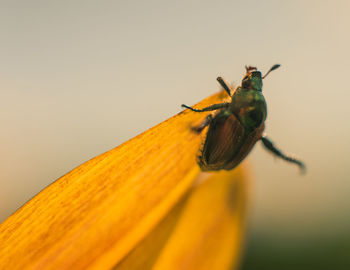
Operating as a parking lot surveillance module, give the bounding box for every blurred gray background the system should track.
[1,1,349,269]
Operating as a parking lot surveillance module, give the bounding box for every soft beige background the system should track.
[1,0,349,267]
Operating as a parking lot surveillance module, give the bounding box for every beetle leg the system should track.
[217,77,233,96]
[260,136,306,173]
[181,103,229,112]
[191,114,213,133]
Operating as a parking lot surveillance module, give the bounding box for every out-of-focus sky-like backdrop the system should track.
[1,1,349,268]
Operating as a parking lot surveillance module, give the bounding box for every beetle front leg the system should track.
[260,136,306,173]
[217,77,232,96]
[191,114,213,133]
[181,103,229,112]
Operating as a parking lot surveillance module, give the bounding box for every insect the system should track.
[182,64,305,172]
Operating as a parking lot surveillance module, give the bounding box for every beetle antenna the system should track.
[262,64,281,79]
[217,77,233,96]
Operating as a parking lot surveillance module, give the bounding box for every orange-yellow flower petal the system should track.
[0,91,248,270]
[115,169,248,270]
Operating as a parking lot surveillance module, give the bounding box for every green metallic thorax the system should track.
[229,71,267,132]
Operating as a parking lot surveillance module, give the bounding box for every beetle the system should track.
[182,64,305,172]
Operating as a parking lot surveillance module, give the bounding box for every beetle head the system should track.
[241,64,280,91]
[242,66,263,91]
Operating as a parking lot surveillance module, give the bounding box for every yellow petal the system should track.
[0,91,248,270]
[115,169,248,270]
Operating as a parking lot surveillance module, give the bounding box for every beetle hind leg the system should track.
[260,136,306,173]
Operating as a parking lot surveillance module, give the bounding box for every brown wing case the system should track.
[223,123,264,170]
[198,113,244,171]
[198,112,264,171]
